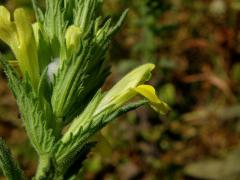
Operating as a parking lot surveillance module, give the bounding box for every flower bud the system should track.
[65,25,82,50]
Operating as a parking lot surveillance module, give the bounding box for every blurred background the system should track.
[0,0,240,179]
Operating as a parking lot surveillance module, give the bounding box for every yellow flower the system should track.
[62,64,170,143]
[94,63,170,115]
[0,6,39,89]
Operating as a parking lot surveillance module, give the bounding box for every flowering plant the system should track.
[0,0,169,179]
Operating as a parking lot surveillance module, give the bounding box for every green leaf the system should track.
[55,100,147,173]
[0,58,55,155]
[31,0,44,22]
[51,38,109,125]
[61,91,104,143]
[34,24,52,74]
[74,0,101,31]
[37,66,53,103]
[64,142,97,179]
[0,138,25,180]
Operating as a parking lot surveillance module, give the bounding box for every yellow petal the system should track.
[0,6,10,22]
[134,85,161,103]
[14,8,33,47]
[15,8,40,88]
[32,22,40,47]
[0,6,19,50]
[133,85,170,115]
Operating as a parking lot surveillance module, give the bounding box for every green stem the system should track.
[35,154,51,180]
